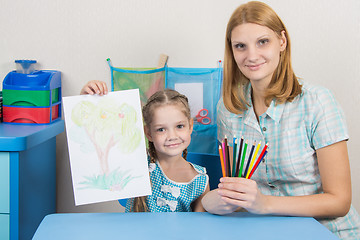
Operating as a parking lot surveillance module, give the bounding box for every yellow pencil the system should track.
[246,141,261,178]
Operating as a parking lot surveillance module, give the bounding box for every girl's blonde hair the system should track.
[130,89,191,212]
[223,1,302,114]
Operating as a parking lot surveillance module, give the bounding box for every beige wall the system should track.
[0,0,359,213]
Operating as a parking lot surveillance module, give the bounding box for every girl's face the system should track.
[145,104,193,160]
[231,23,286,86]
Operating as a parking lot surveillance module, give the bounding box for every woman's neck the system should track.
[250,81,269,119]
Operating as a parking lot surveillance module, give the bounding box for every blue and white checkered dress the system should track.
[126,160,208,212]
[217,80,360,239]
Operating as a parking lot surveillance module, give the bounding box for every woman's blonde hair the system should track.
[130,89,191,212]
[223,1,302,114]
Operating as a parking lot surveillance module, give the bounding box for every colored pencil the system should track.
[232,138,237,177]
[238,140,248,177]
[248,150,268,179]
[222,140,227,177]
[248,144,268,178]
[235,136,244,177]
[243,141,256,178]
[218,145,226,177]
[246,141,261,178]
[224,137,231,177]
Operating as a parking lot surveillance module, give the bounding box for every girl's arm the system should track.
[192,184,211,212]
[80,80,108,95]
[203,141,352,217]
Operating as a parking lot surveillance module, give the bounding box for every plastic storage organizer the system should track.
[2,70,61,124]
[108,59,222,155]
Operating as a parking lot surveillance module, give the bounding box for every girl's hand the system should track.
[201,188,239,214]
[217,177,269,214]
[80,80,108,95]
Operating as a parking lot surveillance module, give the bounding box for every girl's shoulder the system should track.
[188,162,207,175]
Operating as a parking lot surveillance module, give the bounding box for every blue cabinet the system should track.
[0,214,10,239]
[0,152,10,213]
[0,121,64,240]
[0,152,10,239]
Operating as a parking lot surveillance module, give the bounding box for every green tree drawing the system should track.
[71,97,142,176]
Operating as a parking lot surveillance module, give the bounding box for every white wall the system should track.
[1,0,359,213]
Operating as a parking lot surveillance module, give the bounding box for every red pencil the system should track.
[248,144,268,179]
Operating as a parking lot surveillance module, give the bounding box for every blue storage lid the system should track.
[15,59,37,74]
[3,70,61,90]
[15,60,37,64]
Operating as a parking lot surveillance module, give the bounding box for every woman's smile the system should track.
[246,62,266,71]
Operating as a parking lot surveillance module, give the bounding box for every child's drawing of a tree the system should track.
[70,97,142,191]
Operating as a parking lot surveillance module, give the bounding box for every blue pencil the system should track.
[243,141,255,178]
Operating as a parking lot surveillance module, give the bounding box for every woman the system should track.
[201,1,360,239]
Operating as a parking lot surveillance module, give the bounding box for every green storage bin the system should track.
[2,88,59,107]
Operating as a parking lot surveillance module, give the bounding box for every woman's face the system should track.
[231,23,286,86]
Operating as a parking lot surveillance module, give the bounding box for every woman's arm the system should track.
[80,80,108,95]
[203,141,352,217]
[262,140,351,217]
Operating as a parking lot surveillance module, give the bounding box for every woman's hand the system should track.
[80,80,108,95]
[217,177,269,214]
[205,142,351,217]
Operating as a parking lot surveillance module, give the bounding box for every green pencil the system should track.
[238,140,248,177]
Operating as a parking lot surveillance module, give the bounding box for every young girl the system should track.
[201,1,360,239]
[81,82,210,212]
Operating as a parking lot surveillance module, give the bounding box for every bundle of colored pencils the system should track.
[218,136,268,179]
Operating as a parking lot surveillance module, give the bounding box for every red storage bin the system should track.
[3,105,59,124]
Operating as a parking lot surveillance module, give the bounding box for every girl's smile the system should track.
[165,142,182,148]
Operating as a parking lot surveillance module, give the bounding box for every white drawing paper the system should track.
[63,89,151,206]
[174,82,204,117]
